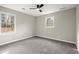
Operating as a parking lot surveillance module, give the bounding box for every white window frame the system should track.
[0,11,16,35]
[45,16,55,28]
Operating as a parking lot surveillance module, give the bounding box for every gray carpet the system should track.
[0,37,78,54]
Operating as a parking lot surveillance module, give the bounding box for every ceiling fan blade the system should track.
[37,5,40,8]
[39,9,42,12]
[40,4,44,8]
[30,8,37,9]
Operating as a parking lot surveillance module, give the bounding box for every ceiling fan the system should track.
[29,4,44,12]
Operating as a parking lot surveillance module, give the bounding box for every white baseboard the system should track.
[0,35,34,46]
[36,35,76,44]
[0,35,76,46]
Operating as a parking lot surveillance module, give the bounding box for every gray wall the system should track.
[76,5,79,51]
[36,8,76,44]
[0,6,35,45]
[0,6,76,45]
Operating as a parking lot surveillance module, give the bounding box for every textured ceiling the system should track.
[0,4,76,16]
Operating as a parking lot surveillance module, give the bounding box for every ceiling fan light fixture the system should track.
[36,8,40,11]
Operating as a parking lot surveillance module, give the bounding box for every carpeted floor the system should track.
[0,37,78,54]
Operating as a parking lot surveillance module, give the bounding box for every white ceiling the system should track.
[0,4,76,16]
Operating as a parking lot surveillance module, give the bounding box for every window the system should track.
[0,11,16,34]
[45,16,55,28]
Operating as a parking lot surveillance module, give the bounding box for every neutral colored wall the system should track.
[76,5,79,51]
[0,6,76,45]
[36,8,76,44]
[0,6,35,45]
